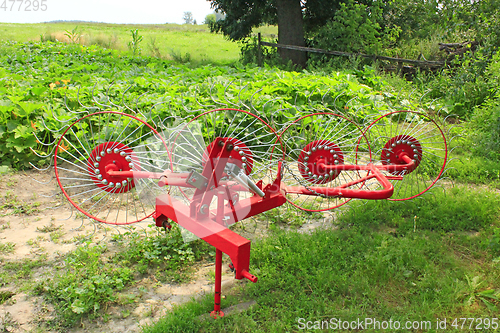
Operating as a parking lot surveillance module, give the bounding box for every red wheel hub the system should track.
[204,138,254,175]
[298,140,344,184]
[87,142,139,193]
[382,135,422,175]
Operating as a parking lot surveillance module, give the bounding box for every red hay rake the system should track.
[42,101,449,318]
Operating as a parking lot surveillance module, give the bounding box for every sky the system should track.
[0,0,214,24]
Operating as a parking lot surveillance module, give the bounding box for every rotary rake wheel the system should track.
[280,112,372,211]
[54,111,170,225]
[168,108,284,212]
[362,110,448,200]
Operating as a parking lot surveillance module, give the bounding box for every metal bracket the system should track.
[186,170,208,190]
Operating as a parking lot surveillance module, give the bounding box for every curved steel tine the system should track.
[27,173,54,185]
[30,146,56,159]
[249,87,264,114]
[32,131,57,147]
[209,80,226,106]
[38,192,58,199]
[40,117,62,134]
[64,90,88,116]
[92,82,112,109]
[194,85,214,109]
[121,85,135,113]
[321,88,331,108]
[106,82,122,110]
[76,85,99,112]
[133,92,149,116]
[223,80,239,108]
[237,83,251,111]
[333,91,346,113]
[51,109,77,124]
[29,162,53,172]
[61,205,76,222]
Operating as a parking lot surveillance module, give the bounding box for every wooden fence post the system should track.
[257,33,262,67]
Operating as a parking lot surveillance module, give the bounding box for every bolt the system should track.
[312,175,318,179]
[94,169,100,175]
[234,146,240,151]
[333,154,338,159]
[102,179,108,185]
[402,140,407,144]
[129,163,134,168]
[114,148,120,154]
[94,162,99,168]
[318,175,323,180]
[200,204,209,214]
[318,145,323,150]
[329,170,334,176]
[218,140,224,147]
[242,157,247,162]
[115,182,121,188]
[305,167,310,172]
[100,151,106,157]
[239,151,244,156]
[97,175,103,180]
[414,154,418,158]
[304,156,309,161]
[330,150,334,154]
[125,156,132,162]
[312,147,317,152]
[386,153,390,157]
[391,143,396,147]
[334,160,339,165]
[96,156,102,162]
[108,182,114,187]
[413,149,418,153]
[306,151,311,156]
[412,159,416,163]
[387,159,391,163]
[308,172,312,176]
[242,163,247,168]
[120,151,126,157]
[106,148,112,154]
[122,180,128,186]
[411,144,416,148]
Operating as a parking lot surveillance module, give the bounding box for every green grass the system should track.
[143,188,500,333]
[0,22,246,66]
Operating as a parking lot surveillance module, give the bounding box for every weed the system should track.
[0,290,15,305]
[64,26,81,44]
[0,242,15,254]
[457,275,500,311]
[148,36,162,58]
[38,244,133,327]
[49,230,65,243]
[37,222,62,233]
[128,29,143,56]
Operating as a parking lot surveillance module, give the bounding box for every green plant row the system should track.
[0,40,409,169]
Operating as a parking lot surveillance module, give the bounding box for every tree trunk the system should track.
[275,0,307,68]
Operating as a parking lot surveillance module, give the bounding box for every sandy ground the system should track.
[0,169,336,333]
[0,170,248,333]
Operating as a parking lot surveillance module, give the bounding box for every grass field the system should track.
[0,22,499,333]
[0,22,278,65]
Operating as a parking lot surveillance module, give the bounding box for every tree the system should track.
[204,13,216,25]
[183,11,194,25]
[208,0,341,67]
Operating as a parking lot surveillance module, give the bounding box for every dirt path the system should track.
[0,170,244,332]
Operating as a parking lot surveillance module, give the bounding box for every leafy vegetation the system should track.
[0,17,499,333]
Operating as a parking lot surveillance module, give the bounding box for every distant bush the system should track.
[204,14,216,25]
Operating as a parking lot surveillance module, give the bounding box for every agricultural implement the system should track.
[35,97,449,318]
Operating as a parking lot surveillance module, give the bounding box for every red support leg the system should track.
[210,248,225,319]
